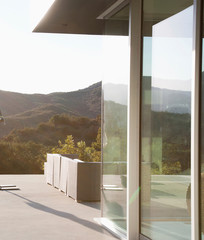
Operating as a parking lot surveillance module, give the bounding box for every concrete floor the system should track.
[0,175,118,240]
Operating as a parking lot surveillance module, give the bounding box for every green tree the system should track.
[51,128,101,162]
[91,127,101,151]
[52,135,76,154]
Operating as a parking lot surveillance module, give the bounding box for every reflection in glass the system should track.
[141,1,193,239]
[102,5,129,234]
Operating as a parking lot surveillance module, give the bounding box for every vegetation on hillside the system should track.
[4,114,100,146]
[0,141,48,174]
[0,82,102,174]
[103,101,127,175]
[0,82,101,138]
[149,111,190,175]
[103,100,190,175]
[0,80,192,175]
[0,114,101,174]
[51,128,101,162]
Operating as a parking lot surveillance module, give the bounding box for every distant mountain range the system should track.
[103,78,191,114]
[144,76,191,114]
[151,87,191,114]
[0,82,101,138]
[0,78,193,139]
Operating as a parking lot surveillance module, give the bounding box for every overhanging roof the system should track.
[33,0,129,35]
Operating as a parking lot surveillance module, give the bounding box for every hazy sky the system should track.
[151,6,193,92]
[0,0,195,95]
[0,0,105,94]
[142,6,193,92]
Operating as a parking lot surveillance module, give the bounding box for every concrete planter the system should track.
[59,156,69,194]
[45,154,101,202]
[53,154,61,189]
[46,154,54,185]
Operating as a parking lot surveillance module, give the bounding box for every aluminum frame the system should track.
[199,2,204,239]
[192,0,202,239]
[97,0,129,19]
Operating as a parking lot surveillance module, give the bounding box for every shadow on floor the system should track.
[6,191,106,235]
[79,202,101,210]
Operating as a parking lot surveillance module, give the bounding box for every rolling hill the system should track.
[0,82,101,138]
[103,78,191,114]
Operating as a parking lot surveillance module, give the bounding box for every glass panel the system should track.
[102,5,129,235]
[141,1,193,239]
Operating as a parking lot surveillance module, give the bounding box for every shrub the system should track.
[52,128,101,162]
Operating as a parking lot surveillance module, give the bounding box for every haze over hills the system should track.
[103,83,128,105]
[103,78,191,114]
[0,82,101,138]
[0,78,192,139]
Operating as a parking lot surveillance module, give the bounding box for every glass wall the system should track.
[101,5,129,235]
[141,1,193,239]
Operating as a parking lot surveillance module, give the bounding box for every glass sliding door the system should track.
[141,1,193,239]
[101,5,129,236]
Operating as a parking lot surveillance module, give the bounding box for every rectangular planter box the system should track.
[68,160,101,202]
[53,154,61,189]
[59,156,69,194]
[46,154,54,185]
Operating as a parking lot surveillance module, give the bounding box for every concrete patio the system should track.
[0,175,118,240]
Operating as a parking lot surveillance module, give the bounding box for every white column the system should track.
[127,0,142,239]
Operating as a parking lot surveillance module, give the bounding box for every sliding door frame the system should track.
[127,0,203,239]
[192,0,202,239]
